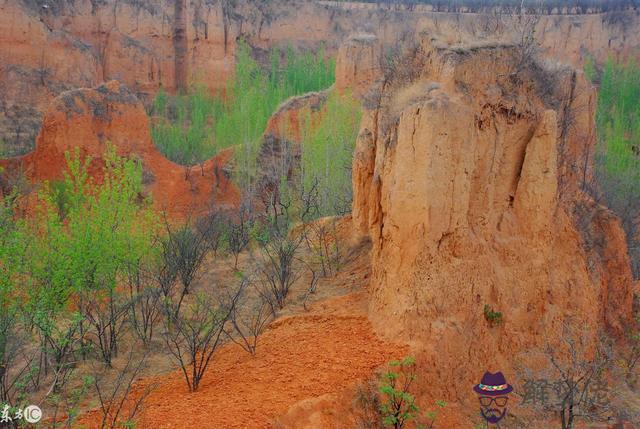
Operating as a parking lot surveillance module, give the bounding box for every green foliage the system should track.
[0,138,7,158]
[299,91,362,216]
[0,189,27,315]
[26,147,158,364]
[378,357,445,429]
[0,191,29,402]
[583,55,597,83]
[30,147,156,305]
[595,58,640,181]
[150,41,335,183]
[588,57,640,275]
[483,304,503,326]
[151,84,221,166]
[47,373,94,426]
[49,179,72,219]
[379,357,421,429]
[423,400,446,424]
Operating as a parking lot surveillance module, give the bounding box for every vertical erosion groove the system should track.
[173,0,188,92]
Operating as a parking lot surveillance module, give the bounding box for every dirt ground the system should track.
[75,226,409,428]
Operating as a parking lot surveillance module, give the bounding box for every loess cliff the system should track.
[350,33,635,419]
[1,0,639,155]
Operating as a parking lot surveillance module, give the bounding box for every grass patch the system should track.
[150,42,335,181]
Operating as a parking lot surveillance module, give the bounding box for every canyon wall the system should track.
[1,0,639,156]
[350,34,635,414]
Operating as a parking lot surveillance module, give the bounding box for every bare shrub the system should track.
[253,184,319,311]
[162,289,240,392]
[226,277,274,356]
[0,319,37,407]
[300,264,321,311]
[547,337,612,428]
[90,349,155,429]
[228,199,254,270]
[196,210,228,257]
[353,378,384,429]
[254,232,305,311]
[81,288,131,367]
[520,322,613,429]
[303,217,342,278]
[33,314,85,394]
[152,234,179,301]
[622,330,640,388]
[125,258,162,346]
[160,219,210,316]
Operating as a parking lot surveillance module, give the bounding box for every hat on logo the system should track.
[473,371,513,396]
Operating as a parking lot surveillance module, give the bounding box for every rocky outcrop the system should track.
[1,80,238,218]
[351,36,635,406]
[335,33,382,97]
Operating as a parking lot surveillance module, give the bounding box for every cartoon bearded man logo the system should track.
[473,371,513,427]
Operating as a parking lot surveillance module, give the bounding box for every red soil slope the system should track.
[0,80,239,219]
[77,292,406,428]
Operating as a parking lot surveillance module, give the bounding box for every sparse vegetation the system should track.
[483,304,503,326]
[29,147,158,368]
[90,350,154,429]
[587,57,640,276]
[300,91,362,216]
[162,291,238,392]
[522,323,613,429]
[226,277,274,356]
[330,0,637,13]
[0,148,160,425]
[150,42,335,186]
[355,357,445,429]
[379,357,422,429]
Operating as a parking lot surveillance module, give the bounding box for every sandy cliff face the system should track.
[351,36,635,405]
[1,0,638,156]
[0,80,238,218]
[335,33,382,97]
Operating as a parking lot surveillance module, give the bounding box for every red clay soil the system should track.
[0,80,239,220]
[77,293,406,428]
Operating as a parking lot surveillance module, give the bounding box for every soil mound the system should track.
[1,80,238,218]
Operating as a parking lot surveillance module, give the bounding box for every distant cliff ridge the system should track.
[0,0,638,155]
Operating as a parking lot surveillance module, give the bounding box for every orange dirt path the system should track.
[78,293,406,428]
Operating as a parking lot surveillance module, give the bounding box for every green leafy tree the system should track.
[589,57,640,275]
[27,147,158,367]
[377,357,445,429]
[0,185,33,405]
[150,42,336,188]
[300,91,362,216]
